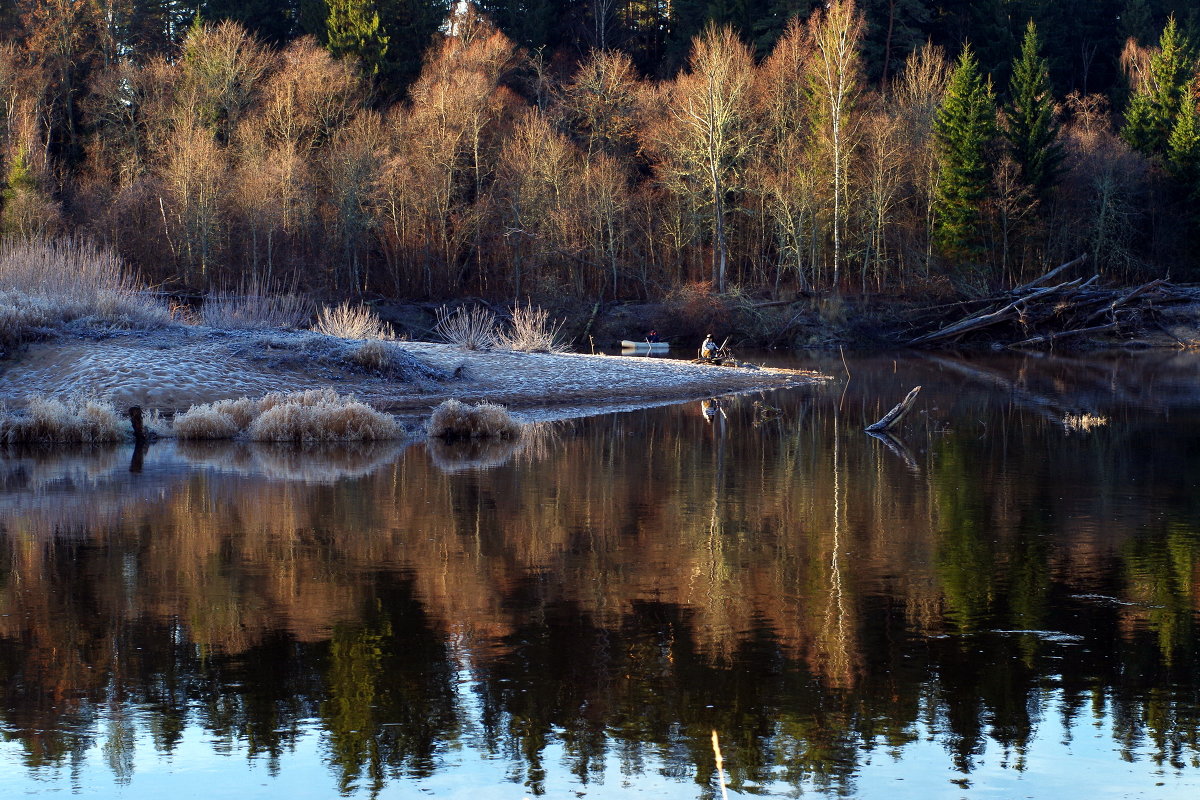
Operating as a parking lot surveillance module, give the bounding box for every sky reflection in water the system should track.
[2,351,1200,798]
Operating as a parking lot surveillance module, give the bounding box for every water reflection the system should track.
[2,352,1200,797]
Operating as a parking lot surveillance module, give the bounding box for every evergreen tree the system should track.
[1167,90,1200,197]
[1122,15,1194,158]
[325,0,389,77]
[933,45,998,261]
[1004,19,1062,199]
[1,143,36,208]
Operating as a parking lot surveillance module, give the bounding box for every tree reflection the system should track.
[2,356,1200,795]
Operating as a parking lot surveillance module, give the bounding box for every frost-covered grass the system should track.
[427,399,519,440]
[0,395,125,443]
[174,389,402,442]
[200,282,313,330]
[0,237,171,346]
[499,303,570,353]
[313,301,392,340]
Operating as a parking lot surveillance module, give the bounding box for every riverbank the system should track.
[0,325,827,420]
[375,283,1200,354]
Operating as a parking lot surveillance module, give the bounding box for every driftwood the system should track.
[866,386,921,432]
[907,255,1198,349]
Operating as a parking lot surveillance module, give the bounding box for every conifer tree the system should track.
[1004,20,1062,200]
[325,0,389,77]
[1122,15,1193,158]
[1,143,36,208]
[1167,90,1200,199]
[933,45,997,261]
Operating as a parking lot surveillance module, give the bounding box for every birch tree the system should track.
[806,0,864,290]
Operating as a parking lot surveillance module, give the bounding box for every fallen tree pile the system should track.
[907,255,1200,349]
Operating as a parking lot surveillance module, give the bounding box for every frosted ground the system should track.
[0,324,823,422]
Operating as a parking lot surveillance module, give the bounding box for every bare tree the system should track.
[645,24,757,293]
[175,20,273,145]
[806,0,865,290]
[161,120,225,282]
[891,42,950,271]
[325,111,384,293]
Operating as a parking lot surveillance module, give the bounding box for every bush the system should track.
[499,303,569,353]
[658,281,732,342]
[433,305,497,350]
[427,399,519,440]
[174,389,402,442]
[0,395,124,443]
[313,301,392,339]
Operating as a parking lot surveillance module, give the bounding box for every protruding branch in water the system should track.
[865,386,921,432]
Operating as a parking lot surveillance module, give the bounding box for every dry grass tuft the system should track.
[248,397,401,442]
[349,339,392,371]
[313,301,392,339]
[434,305,497,350]
[0,395,125,443]
[0,237,170,345]
[201,280,313,330]
[172,404,245,440]
[174,389,401,442]
[427,399,520,440]
[499,302,570,353]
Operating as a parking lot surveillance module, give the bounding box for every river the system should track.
[2,350,1199,798]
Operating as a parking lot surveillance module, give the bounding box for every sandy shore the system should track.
[0,326,828,419]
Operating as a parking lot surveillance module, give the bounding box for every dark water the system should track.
[2,351,1200,799]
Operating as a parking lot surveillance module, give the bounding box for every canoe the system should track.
[621,340,670,351]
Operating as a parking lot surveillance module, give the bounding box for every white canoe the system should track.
[621,340,670,351]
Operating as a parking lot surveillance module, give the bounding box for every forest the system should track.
[0,0,1199,305]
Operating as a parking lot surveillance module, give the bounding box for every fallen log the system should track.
[1011,254,1088,295]
[1008,322,1118,349]
[909,279,1080,345]
[1084,279,1168,323]
[866,386,921,432]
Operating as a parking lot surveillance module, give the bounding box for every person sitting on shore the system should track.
[699,334,718,361]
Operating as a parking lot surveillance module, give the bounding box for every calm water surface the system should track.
[2,351,1200,799]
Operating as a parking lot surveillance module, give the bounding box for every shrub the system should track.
[313,301,392,339]
[499,303,569,353]
[427,399,520,440]
[433,305,497,350]
[658,281,731,342]
[0,395,124,443]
